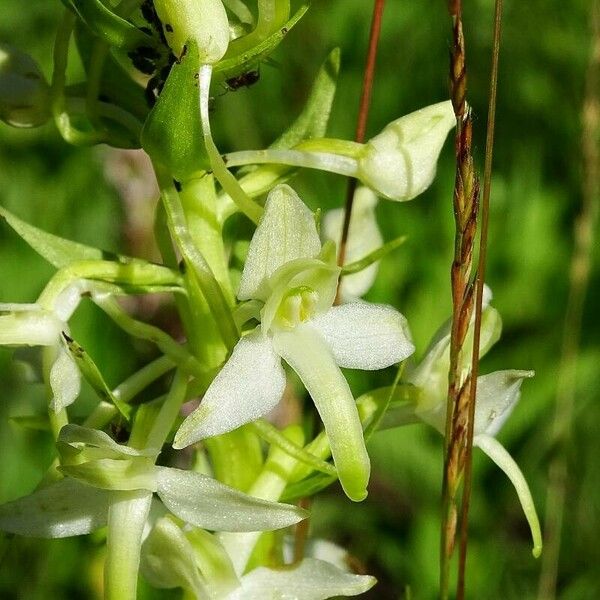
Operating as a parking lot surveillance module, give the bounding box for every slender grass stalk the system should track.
[337,0,386,273]
[537,3,600,598]
[440,1,480,597]
[456,1,503,597]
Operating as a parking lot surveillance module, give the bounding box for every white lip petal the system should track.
[310,303,415,370]
[474,434,542,558]
[238,185,321,301]
[173,328,286,447]
[273,324,370,502]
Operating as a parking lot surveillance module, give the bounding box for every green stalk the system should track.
[104,489,152,600]
[155,167,239,353]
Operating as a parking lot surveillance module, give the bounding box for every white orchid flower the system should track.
[223,101,456,202]
[175,184,415,501]
[0,282,89,411]
[399,291,543,557]
[322,186,383,302]
[140,516,376,600]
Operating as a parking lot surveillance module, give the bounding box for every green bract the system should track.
[174,184,416,502]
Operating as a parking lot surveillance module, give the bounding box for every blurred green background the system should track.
[1,1,598,598]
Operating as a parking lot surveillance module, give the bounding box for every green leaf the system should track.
[62,333,132,420]
[272,47,340,148]
[0,204,105,268]
[142,41,210,182]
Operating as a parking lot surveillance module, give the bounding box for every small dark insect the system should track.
[224,69,260,91]
[165,23,173,33]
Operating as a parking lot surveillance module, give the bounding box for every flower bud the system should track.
[153,0,230,62]
[357,100,455,201]
[0,44,50,128]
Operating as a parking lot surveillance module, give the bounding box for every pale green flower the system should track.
[140,516,376,600]
[0,288,85,411]
[175,185,415,501]
[396,291,543,557]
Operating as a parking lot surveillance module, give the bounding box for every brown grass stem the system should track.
[337,0,386,272]
[456,1,503,597]
[537,3,600,598]
[440,1,480,597]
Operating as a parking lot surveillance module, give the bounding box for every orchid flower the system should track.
[175,184,415,501]
[384,290,543,557]
[140,515,376,600]
[0,282,89,411]
[222,101,456,202]
[322,186,382,302]
[0,424,306,599]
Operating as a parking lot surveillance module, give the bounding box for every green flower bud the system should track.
[153,0,230,62]
[357,100,455,201]
[0,44,50,128]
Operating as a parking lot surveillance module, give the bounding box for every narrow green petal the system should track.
[0,478,110,537]
[155,466,307,532]
[239,184,322,301]
[58,424,157,458]
[273,324,370,501]
[475,434,543,558]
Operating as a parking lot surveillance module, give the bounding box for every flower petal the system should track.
[0,478,110,537]
[238,185,321,301]
[474,370,534,436]
[357,100,455,201]
[322,186,382,301]
[140,516,212,598]
[155,467,307,532]
[0,310,62,346]
[310,303,415,370]
[229,558,377,600]
[173,328,286,447]
[273,324,370,501]
[49,344,81,412]
[474,433,542,558]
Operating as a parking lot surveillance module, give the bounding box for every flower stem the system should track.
[198,64,263,224]
[457,1,503,596]
[440,1,480,597]
[104,489,152,600]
